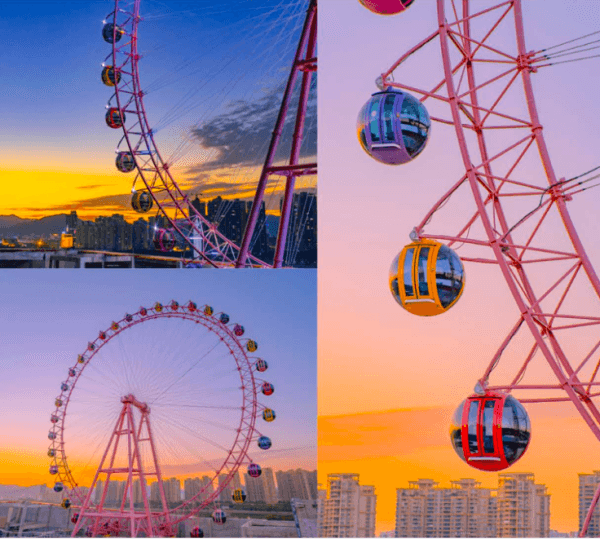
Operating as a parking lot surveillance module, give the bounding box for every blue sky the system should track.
[0,0,315,218]
[0,270,317,479]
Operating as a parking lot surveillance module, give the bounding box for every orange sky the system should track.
[0,444,313,492]
[0,163,316,221]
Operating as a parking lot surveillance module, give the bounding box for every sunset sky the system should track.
[0,0,316,221]
[319,0,600,533]
[0,271,316,488]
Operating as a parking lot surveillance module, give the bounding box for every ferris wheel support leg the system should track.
[132,411,154,537]
[141,411,172,533]
[273,1,317,269]
[581,482,600,537]
[73,407,128,537]
[123,406,137,537]
[236,0,317,268]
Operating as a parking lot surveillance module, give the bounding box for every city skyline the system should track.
[0,467,317,505]
[319,470,600,537]
[0,191,317,267]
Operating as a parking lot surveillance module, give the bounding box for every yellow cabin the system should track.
[232,489,246,503]
[389,239,465,316]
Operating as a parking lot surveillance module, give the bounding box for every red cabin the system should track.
[247,463,262,477]
[450,392,531,471]
[261,382,274,396]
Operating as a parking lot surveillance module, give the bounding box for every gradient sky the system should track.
[319,0,600,533]
[0,270,316,488]
[0,0,316,221]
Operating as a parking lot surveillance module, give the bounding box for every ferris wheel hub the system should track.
[121,394,150,413]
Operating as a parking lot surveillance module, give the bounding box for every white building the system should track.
[497,473,550,537]
[395,478,496,537]
[319,473,377,537]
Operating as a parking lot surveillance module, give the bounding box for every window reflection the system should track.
[369,96,382,142]
[436,245,464,308]
[483,400,495,453]
[450,400,465,461]
[468,401,479,453]
[404,248,414,296]
[383,94,396,142]
[400,94,430,157]
[501,396,531,464]
[418,247,429,296]
[389,252,400,281]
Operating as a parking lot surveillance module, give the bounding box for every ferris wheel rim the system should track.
[47,301,274,523]
[106,0,271,268]
[374,0,600,434]
[431,0,600,421]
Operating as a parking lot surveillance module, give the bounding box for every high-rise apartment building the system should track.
[105,480,125,507]
[184,477,201,501]
[132,479,144,505]
[395,478,496,538]
[200,476,214,498]
[277,469,318,501]
[319,473,377,537]
[579,471,600,536]
[94,480,104,505]
[280,192,317,267]
[262,468,278,504]
[218,472,238,503]
[244,467,277,504]
[163,478,181,505]
[245,471,266,503]
[496,473,550,537]
[150,481,162,506]
[183,476,216,502]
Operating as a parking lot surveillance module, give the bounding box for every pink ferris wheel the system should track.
[101,0,317,268]
[47,300,275,537]
[360,0,600,534]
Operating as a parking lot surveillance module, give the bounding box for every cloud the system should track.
[188,78,317,174]
[77,184,111,190]
[29,193,132,213]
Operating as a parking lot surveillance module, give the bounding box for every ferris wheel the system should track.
[101,0,317,268]
[359,0,600,534]
[47,300,276,537]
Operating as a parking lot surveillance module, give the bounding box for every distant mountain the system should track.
[0,214,67,238]
[0,215,26,228]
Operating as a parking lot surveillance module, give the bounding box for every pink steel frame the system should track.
[72,394,172,537]
[48,302,273,537]
[379,1,600,534]
[105,0,317,268]
[236,0,317,268]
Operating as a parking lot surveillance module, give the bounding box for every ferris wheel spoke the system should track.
[149,342,225,405]
[152,403,241,434]
[157,412,238,455]
[159,412,240,435]
[155,402,240,411]
[150,417,225,478]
